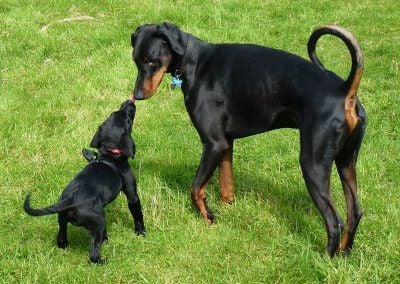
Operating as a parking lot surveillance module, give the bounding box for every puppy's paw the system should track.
[57,240,68,249]
[89,257,107,265]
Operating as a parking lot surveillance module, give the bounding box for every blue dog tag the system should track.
[171,76,182,90]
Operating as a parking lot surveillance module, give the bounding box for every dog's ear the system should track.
[121,134,135,159]
[131,26,141,47]
[131,24,152,47]
[155,22,187,56]
[90,127,102,149]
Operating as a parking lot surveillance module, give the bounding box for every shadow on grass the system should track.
[133,159,327,250]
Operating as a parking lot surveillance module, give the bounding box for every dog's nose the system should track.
[133,88,145,100]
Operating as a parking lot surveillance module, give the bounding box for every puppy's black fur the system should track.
[24,100,145,264]
[131,22,366,256]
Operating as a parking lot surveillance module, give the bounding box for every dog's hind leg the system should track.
[103,224,108,243]
[88,216,106,264]
[57,213,68,249]
[77,207,106,264]
[299,127,344,257]
[335,123,364,254]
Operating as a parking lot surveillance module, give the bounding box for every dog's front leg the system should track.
[191,142,230,223]
[128,199,145,236]
[122,173,146,236]
[218,141,235,203]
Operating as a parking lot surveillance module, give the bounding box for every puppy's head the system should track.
[131,22,189,100]
[90,100,136,159]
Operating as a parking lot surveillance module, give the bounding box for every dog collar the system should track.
[170,36,194,90]
[177,35,194,73]
[91,155,123,183]
[82,148,123,181]
[170,35,194,74]
[171,72,183,89]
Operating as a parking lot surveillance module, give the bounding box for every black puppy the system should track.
[24,99,145,264]
[131,22,366,256]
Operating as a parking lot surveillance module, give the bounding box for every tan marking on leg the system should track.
[191,184,211,224]
[337,162,357,252]
[219,147,234,203]
[345,68,363,134]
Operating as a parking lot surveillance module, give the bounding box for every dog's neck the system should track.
[171,35,195,75]
[171,37,211,95]
[93,151,126,179]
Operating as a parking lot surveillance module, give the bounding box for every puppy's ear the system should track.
[156,22,188,56]
[90,127,102,149]
[121,134,135,159]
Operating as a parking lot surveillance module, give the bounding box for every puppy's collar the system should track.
[95,158,120,176]
[82,148,123,180]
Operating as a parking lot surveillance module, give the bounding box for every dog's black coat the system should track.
[131,22,366,256]
[24,100,145,264]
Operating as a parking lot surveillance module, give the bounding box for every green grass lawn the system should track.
[1,0,399,282]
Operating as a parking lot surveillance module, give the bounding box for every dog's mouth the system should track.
[104,147,124,155]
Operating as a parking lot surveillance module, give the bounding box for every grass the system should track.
[1,0,400,282]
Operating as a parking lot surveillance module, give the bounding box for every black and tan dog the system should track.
[24,99,145,264]
[131,22,366,256]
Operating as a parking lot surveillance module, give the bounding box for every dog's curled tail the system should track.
[23,193,74,216]
[307,25,363,133]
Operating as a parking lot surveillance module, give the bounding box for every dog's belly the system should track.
[225,108,298,138]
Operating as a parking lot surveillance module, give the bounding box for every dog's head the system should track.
[90,99,136,159]
[131,22,189,100]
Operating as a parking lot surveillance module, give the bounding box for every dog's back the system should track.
[24,160,123,217]
[60,161,123,206]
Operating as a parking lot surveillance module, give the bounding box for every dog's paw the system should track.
[57,240,68,249]
[89,257,107,265]
[134,223,146,236]
[204,200,215,223]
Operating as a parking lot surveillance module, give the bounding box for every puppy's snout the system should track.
[122,101,136,122]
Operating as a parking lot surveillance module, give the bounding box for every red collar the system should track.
[105,147,123,155]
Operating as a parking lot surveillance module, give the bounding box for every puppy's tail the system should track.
[23,193,74,216]
[307,25,363,133]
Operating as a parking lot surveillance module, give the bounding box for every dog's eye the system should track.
[148,60,158,67]
[143,57,158,67]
